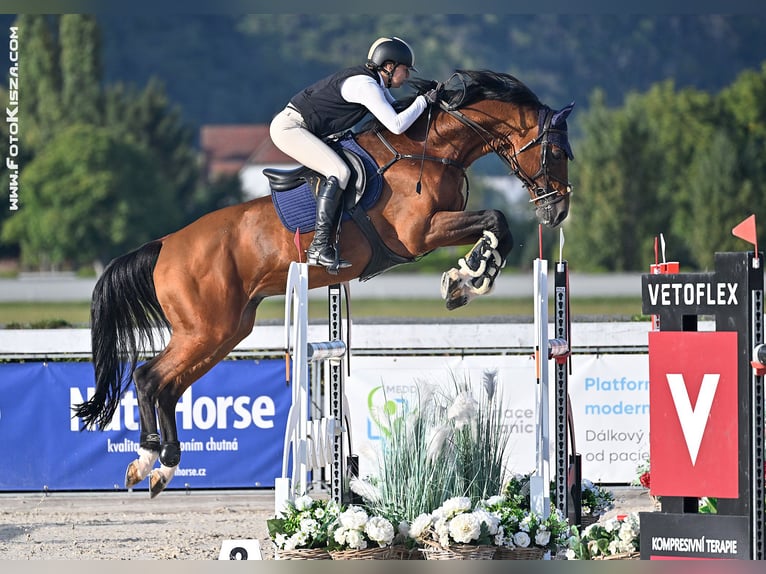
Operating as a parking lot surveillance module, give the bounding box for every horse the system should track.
[73,69,575,497]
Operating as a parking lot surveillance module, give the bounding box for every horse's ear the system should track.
[552,101,575,126]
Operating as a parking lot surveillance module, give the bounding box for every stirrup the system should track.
[306,245,351,274]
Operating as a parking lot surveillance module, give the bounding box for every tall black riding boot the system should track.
[306,176,351,271]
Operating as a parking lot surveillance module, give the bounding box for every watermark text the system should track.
[7,26,19,211]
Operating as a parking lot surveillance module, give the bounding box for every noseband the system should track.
[439,102,572,210]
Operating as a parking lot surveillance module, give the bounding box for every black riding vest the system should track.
[289,65,380,138]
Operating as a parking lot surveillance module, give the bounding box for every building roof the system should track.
[200,124,294,180]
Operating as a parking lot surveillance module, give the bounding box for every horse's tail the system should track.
[73,240,170,430]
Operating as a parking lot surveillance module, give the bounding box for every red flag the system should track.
[294,228,302,263]
[731,214,758,252]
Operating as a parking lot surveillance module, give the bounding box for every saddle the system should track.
[265,133,379,233]
[265,132,413,281]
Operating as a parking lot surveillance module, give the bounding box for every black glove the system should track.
[423,87,441,105]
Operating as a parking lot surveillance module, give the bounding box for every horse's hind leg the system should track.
[147,301,260,497]
[124,358,162,488]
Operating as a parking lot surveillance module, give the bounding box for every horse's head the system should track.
[425,71,574,228]
[516,103,574,228]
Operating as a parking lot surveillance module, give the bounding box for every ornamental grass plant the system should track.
[351,370,511,527]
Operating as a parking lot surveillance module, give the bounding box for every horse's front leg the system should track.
[425,210,513,310]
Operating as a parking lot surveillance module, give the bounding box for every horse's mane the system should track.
[359,69,542,133]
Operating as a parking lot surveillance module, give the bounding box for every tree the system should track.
[2,124,178,269]
[59,14,102,125]
[104,78,205,225]
[16,15,61,148]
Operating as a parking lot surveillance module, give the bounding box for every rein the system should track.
[373,127,470,195]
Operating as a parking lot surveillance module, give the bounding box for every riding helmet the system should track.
[366,37,418,71]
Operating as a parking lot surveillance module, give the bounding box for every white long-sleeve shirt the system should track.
[340,74,427,135]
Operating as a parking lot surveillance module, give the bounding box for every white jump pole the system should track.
[275,262,347,515]
[531,228,574,520]
[531,255,551,517]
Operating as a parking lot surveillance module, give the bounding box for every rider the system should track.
[270,36,440,271]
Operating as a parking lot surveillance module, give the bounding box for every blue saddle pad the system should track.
[270,134,383,233]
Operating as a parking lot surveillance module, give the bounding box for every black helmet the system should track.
[367,37,418,72]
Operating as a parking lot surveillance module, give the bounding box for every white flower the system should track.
[409,513,433,539]
[449,512,482,544]
[618,523,635,543]
[274,533,287,549]
[294,495,313,511]
[519,515,532,532]
[535,530,551,547]
[339,505,368,529]
[447,392,478,429]
[603,517,620,532]
[472,508,499,535]
[439,496,472,519]
[485,495,504,506]
[565,548,576,560]
[299,518,318,535]
[513,531,531,547]
[294,531,308,546]
[366,516,395,546]
[334,526,367,550]
[346,528,367,550]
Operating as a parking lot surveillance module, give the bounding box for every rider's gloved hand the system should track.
[423,88,440,104]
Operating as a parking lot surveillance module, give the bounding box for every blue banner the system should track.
[0,360,290,491]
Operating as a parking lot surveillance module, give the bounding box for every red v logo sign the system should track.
[666,373,720,465]
[649,331,738,497]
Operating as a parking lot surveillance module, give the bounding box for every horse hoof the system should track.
[445,295,468,311]
[149,470,168,498]
[125,461,145,489]
[440,269,460,300]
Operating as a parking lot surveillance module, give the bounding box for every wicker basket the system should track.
[274,547,332,560]
[594,551,640,560]
[493,546,546,560]
[330,546,392,560]
[420,542,496,560]
[388,545,425,560]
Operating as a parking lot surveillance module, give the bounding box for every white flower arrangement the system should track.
[483,495,570,552]
[565,512,640,559]
[408,496,498,548]
[330,505,395,551]
[267,494,341,550]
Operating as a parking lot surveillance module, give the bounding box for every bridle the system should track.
[438,101,573,210]
[372,96,572,216]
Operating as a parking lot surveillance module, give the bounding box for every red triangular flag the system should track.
[294,228,303,263]
[732,214,757,249]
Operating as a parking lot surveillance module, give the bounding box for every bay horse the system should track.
[74,70,574,497]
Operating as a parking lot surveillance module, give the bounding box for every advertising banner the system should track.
[344,353,650,483]
[0,360,290,491]
[569,354,650,483]
[0,350,651,490]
